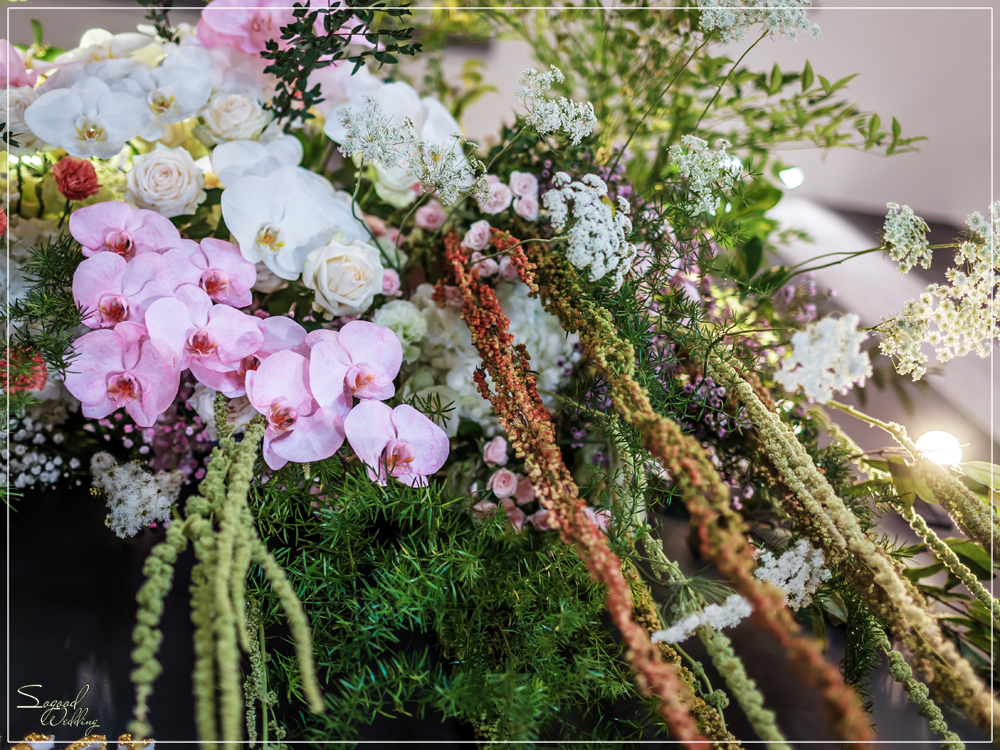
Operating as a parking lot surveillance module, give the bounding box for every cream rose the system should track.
[125,146,206,218]
[202,92,272,143]
[302,233,384,319]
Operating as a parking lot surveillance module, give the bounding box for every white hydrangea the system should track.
[650,594,753,644]
[91,452,183,539]
[883,202,932,273]
[409,282,580,435]
[373,299,428,363]
[542,172,637,290]
[699,0,820,45]
[753,538,831,609]
[881,203,999,379]
[775,314,872,403]
[668,135,742,215]
[515,66,597,146]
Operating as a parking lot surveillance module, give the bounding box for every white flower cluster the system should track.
[373,299,428,363]
[650,594,753,644]
[542,172,637,290]
[775,313,872,403]
[883,203,932,273]
[2,416,75,489]
[699,0,820,45]
[408,282,580,436]
[328,82,486,207]
[753,538,831,609]
[90,452,184,538]
[668,135,742,215]
[881,204,999,380]
[515,66,597,146]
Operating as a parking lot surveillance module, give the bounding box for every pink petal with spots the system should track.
[391,404,449,478]
[246,349,312,415]
[308,340,352,417]
[267,407,345,468]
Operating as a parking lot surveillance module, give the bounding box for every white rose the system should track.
[125,146,206,217]
[302,233,384,319]
[202,92,271,143]
[1,86,44,156]
[187,383,257,441]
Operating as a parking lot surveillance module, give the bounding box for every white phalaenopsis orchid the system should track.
[38,28,161,71]
[211,135,304,187]
[221,165,367,281]
[24,75,151,158]
[117,54,213,141]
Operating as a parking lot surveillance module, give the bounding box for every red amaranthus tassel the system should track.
[515,234,874,745]
[437,231,707,747]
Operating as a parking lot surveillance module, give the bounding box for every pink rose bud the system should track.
[365,214,389,237]
[384,228,400,245]
[483,435,508,466]
[487,468,518,499]
[508,171,539,198]
[382,268,401,297]
[462,220,491,251]
[471,499,498,520]
[513,195,539,222]
[415,199,447,231]
[513,475,535,505]
[253,309,271,319]
[498,255,520,282]
[528,508,551,530]
[584,507,611,531]
[471,252,498,278]
[443,286,464,308]
[501,498,526,531]
[478,179,513,215]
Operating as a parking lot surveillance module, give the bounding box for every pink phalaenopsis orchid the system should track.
[165,238,257,308]
[1,40,37,88]
[197,0,296,54]
[344,400,449,488]
[70,200,182,260]
[306,321,402,416]
[73,252,178,329]
[203,314,309,397]
[245,349,346,470]
[144,285,263,388]
[64,321,181,427]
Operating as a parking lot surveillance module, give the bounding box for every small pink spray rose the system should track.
[483,435,508,467]
[487,468,518,499]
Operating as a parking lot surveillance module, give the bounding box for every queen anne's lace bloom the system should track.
[650,594,753,644]
[754,539,831,609]
[542,172,636,290]
[883,203,932,273]
[91,452,184,538]
[336,95,416,168]
[775,314,872,403]
[515,66,596,146]
[668,135,742,215]
[881,204,999,379]
[699,0,820,45]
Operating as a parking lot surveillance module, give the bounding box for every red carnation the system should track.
[52,156,101,201]
[1,350,48,394]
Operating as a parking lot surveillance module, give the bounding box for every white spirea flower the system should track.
[373,299,428,363]
[201,91,272,143]
[668,135,742,215]
[301,233,384,319]
[883,202,932,273]
[754,539,831,609]
[515,66,596,146]
[881,203,999,379]
[125,145,207,218]
[775,314,872,402]
[699,0,820,45]
[650,594,753,644]
[91,452,183,539]
[542,172,637,290]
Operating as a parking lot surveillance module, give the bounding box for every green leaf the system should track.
[818,75,832,96]
[801,60,814,92]
[959,461,1000,491]
[863,458,890,474]
[912,471,939,506]
[30,18,45,50]
[903,562,943,583]
[891,116,902,140]
[943,538,994,580]
[886,456,916,508]
[768,63,783,95]
[740,236,763,281]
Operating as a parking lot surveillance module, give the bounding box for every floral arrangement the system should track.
[4,0,997,746]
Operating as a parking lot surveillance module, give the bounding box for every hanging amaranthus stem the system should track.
[514,234,872,743]
[437,231,708,747]
[128,395,324,744]
[712,366,999,737]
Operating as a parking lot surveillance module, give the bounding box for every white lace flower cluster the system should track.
[515,66,597,146]
[880,204,999,379]
[334,95,488,206]
[753,538,831,609]
[542,172,637,290]
[775,313,872,403]
[699,0,820,45]
[668,135,742,215]
[91,452,184,539]
[650,594,753,644]
[883,203,932,273]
